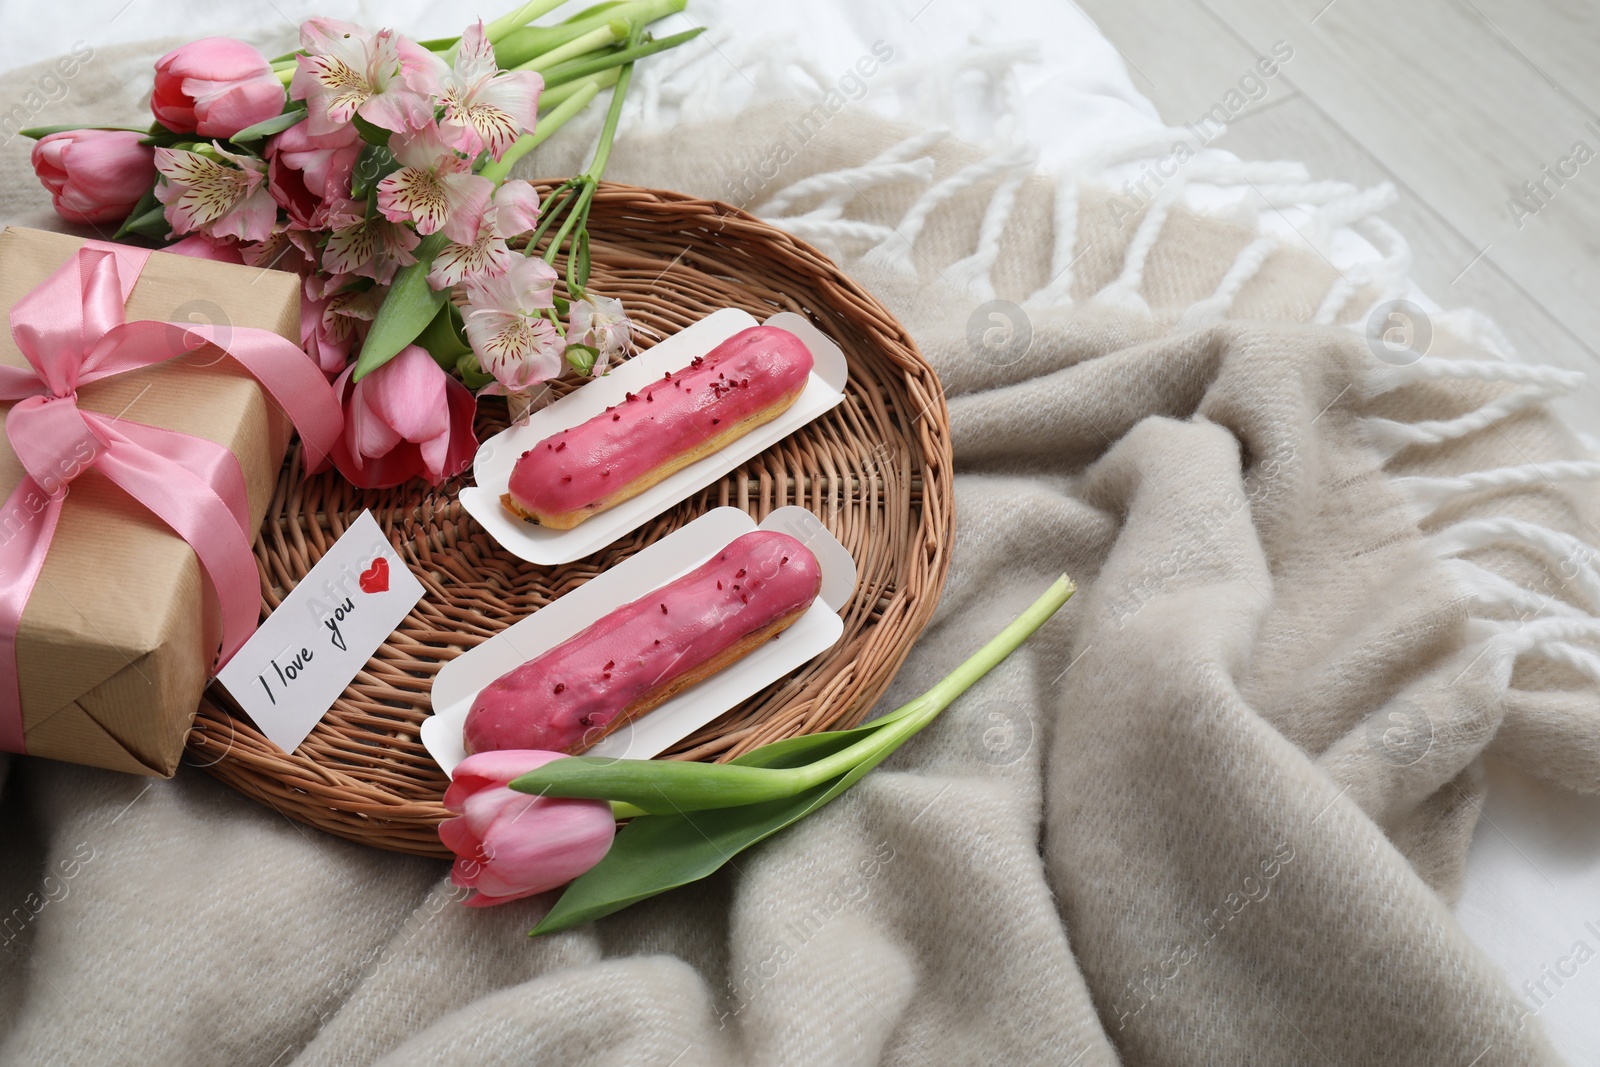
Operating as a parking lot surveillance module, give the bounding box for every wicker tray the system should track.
[185,183,953,858]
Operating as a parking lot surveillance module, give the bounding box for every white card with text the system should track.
[215,510,424,755]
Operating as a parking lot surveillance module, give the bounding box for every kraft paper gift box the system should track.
[0,226,296,776]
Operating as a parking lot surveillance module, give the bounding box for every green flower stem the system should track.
[581,20,640,181]
[510,575,1076,810]
[537,21,636,269]
[538,66,620,112]
[483,0,573,45]
[525,179,581,255]
[479,77,602,185]
[540,27,706,88]
[515,22,624,72]
[542,182,594,265]
[495,0,685,67]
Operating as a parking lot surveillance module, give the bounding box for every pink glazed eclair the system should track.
[464,531,822,755]
[502,325,813,529]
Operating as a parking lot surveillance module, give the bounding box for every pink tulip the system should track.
[439,750,616,908]
[31,129,154,224]
[266,120,359,230]
[153,37,287,137]
[323,344,477,487]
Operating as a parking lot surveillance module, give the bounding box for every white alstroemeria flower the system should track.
[376,125,493,244]
[438,21,543,161]
[462,255,564,393]
[427,180,542,289]
[153,143,277,242]
[290,18,439,137]
[566,294,634,376]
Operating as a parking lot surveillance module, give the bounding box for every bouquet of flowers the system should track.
[23,0,698,488]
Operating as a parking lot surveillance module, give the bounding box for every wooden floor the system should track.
[1076,0,1600,427]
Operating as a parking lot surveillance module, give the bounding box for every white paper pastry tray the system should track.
[422,506,856,776]
[459,309,850,566]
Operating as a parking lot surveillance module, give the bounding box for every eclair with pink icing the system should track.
[464,531,822,755]
[503,325,813,529]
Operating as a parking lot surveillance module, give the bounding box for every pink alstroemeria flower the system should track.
[322,197,421,284]
[439,750,616,908]
[566,294,635,377]
[300,278,382,376]
[153,144,276,242]
[290,18,439,137]
[299,285,355,376]
[462,255,565,394]
[323,343,477,488]
[437,21,543,161]
[426,179,542,289]
[376,126,493,244]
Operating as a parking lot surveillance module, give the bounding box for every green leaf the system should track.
[512,756,806,813]
[113,184,163,240]
[350,143,399,200]
[725,717,899,769]
[552,294,571,318]
[136,127,191,148]
[572,228,592,291]
[117,205,171,240]
[227,107,307,142]
[17,123,148,139]
[353,232,450,381]
[352,113,392,146]
[532,754,879,936]
[457,352,495,390]
[417,300,472,369]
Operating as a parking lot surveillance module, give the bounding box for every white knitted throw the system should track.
[2,32,1595,1066]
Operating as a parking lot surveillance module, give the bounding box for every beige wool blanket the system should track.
[3,39,1599,1066]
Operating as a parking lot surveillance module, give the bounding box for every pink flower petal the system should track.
[474,797,615,898]
[446,750,569,807]
[361,345,451,445]
[493,180,542,235]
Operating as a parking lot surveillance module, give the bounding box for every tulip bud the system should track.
[31,130,155,225]
[152,37,287,138]
[439,750,616,907]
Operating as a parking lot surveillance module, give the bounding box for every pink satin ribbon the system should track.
[0,242,342,755]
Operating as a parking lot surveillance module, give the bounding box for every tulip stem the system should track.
[775,574,1076,790]
[509,575,1076,810]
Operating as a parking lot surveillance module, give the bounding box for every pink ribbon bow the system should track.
[0,241,342,754]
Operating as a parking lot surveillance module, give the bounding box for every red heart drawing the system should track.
[359,557,389,594]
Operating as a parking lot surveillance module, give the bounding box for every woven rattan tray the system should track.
[186,183,953,858]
